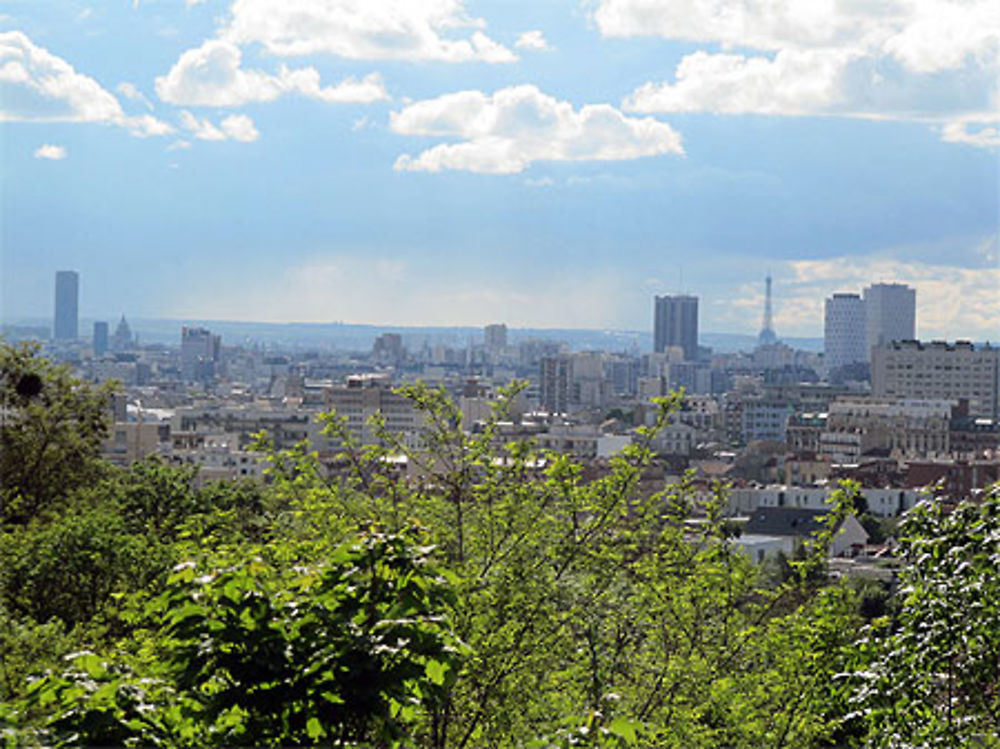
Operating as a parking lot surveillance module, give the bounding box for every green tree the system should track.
[9,528,464,748]
[0,507,165,629]
[296,384,863,747]
[852,486,1000,747]
[0,343,116,524]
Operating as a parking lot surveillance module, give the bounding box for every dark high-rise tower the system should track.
[758,274,777,345]
[653,295,698,360]
[54,270,79,340]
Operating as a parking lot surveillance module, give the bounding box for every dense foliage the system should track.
[1,343,998,747]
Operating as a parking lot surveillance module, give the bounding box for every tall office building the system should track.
[484,323,508,351]
[864,282,916,359]
[181,326,221,382]
[53,270,79,340]
[653,295,698,361]
[824,293,866,371]
[540,354,573,414]
[93,321,109,357]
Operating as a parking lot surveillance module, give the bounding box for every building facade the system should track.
[653,294,698,360]
[872,340,1000,418]
[93,321,109,357]
[824,293,866,371]
[181,326,221,382]
[864,282,916,359]
[539,355,573,414]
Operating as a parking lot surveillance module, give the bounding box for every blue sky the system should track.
[2,0,997,339]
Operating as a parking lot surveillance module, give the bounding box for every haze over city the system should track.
[2,0,998,340]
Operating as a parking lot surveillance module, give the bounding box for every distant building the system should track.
[111,315,134,352]
[824,293,866,372]
[872,340,1000,419]
[181,326,221,382]
[54,270,79,340]
[540,355,573,414]
[741,400,793,444]
[325,374,424,448]
[484,323,508,351]
[822,397,954,460]
[653,294,698,360]
[864,282,915,359]
[372,333,404,364]
[93,321,109,357]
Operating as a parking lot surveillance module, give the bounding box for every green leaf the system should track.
[306,717,324,740]
[425,659,446,686]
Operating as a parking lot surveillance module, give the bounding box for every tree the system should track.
[0,342,116,524]
[851,486,1000,747]
[9,528,464,748]
[0,507,165,629]
[290,384,864,747]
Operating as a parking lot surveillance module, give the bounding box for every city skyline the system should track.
[2,2,997,339]
[16,267,996,351]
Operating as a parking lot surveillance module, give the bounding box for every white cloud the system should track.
[222,0,516,63]
[117,81,153,109]
[625,48,857,116]
[0,30,172,137]
[220,113,259,141]
[941,120,1000,148]
[599,1,999,147]
[882,0,1000,74]
[391,85,683,174]
[524,176,554,187]
[179,110,259,141]
[156,39,389,106]
[515,30,551,51]
[33,143,66,160]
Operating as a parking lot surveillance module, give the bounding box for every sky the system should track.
[1,0,998,340]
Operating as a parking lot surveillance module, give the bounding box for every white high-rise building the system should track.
[824,293,866,372]
[863,282,916,359]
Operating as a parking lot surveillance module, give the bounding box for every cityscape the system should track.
[2,0,1000,744]
[6,267,996,533]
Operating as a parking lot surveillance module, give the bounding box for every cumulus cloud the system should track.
[33,143,66,160]
[599,0,999,147]
[515,30,551,51]
[0,30,172,137]
[155,39,388,106]
[391,85,683,174]
[626,48,857,116]
[179,110,259,141]
[222,0,516,63]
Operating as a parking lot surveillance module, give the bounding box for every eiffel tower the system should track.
[758,274,777,345]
